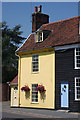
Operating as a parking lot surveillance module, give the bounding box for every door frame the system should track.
[13,85,18,106]
[61,82,69,108]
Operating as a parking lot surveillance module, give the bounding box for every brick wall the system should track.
[32,13,49,32]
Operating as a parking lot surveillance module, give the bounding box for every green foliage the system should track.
[2,22,26,83]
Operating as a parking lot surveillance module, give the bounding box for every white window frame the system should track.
[31,84,38,103]
[32,54,39,73]
[75,48,80,69]
[75,77,80,101]
[36,31,43,43]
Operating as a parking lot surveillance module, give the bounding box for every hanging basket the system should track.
[35,85,46,93]
[21,85,30,92]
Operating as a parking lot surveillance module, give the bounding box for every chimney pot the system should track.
[38,5,42,12]
[35,6,37,13]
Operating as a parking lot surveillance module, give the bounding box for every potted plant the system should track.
[35,85,46,93]
[21,85,30,92]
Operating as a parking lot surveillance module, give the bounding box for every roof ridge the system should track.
[43,16,80,27]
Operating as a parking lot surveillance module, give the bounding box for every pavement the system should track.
[0,101,80,119]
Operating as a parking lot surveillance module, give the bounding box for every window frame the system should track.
[32,54,39,73]
[75,77,80,101]
[31,84,38,103]
[75,48,80,69]
[36,31,43,43]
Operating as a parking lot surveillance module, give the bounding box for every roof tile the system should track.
[11,75,18,85]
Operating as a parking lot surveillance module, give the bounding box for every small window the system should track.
[32,84,38,103]
[75,48,80,69]
[75,77,80,100]
[36,31,43,42]
[32,54,39,72]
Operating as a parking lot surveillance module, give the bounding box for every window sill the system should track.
[31,102,39,104]
[31,71,39,74]
[36,41,43,43]
[74,67,80,70]
[74,99,80,101]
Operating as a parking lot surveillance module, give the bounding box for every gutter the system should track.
[16,46,53,54]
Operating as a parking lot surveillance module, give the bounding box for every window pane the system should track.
[38,32,43,42]
[77,95,80,99]
[77,64,80,67]
[76,56,80,60]
[35,99,38,102]
[77,60,80,63]
[76,48,78,51]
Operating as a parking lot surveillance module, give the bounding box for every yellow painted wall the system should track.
[18,50,55,109]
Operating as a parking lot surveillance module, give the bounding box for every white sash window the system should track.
[31,84,38,103]
[75,77,80,100]
[75,48,80,69]
[36,31,43,43]
[32,54,39,72]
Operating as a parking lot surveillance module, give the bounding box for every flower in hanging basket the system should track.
[21,85,30,92]
[35,85,46,93]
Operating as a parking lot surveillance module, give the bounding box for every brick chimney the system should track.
[32,5,49,32]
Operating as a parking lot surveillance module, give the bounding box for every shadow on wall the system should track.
[25,91,30,99]
[40,92,46,102]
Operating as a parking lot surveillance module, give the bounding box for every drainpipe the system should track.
[18,56,21,107]
[15,53,21,107]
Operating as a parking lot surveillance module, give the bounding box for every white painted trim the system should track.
[75,48,76,69]
[42,32,43,42]
[75,77,76,100]
[54,44,80,51]
[16,33,34,52]
[31,72,39,74]
[31,102,39,104]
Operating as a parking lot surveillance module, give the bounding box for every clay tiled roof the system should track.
[10,75,18,85]
[16,16,80,53]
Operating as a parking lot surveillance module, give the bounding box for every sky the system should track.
[2,2,79,38]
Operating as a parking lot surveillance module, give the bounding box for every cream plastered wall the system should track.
[19,50,55,109]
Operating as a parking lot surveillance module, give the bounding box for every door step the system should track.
[57,110,70,113]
